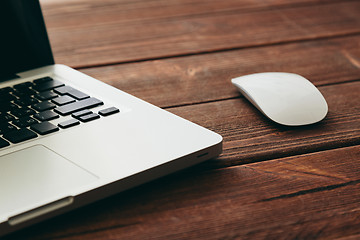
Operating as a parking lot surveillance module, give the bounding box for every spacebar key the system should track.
[54,97,103,115]
[3,128,38,143]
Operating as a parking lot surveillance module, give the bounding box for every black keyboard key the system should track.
[33,80,64,92]
[0,123,17,135]
[32,101,56,111]
[12,117,39,128]
[33,110,59,121]
[35,91,58,101]
[30,121,59,135]
[0,103,19,112]
[52,95,76,106]
[3,128,37,143]
[0,137,10,148]
[0,92,16,101]
[78,113,100,122]
[0,113,15,123]
[67,89,90,100]
[72,109,92,118]
[14,97,39,107]
[0,87,13,94]
[14,82,34,89]
[54,97,103,115]
[54,86,89,100]
[12,89,37,98]
[10,107,36,118]
[33,76,53,84]
[58,119,80,129]
[99,107,119,116]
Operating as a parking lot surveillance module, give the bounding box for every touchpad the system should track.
[0,145,98,220]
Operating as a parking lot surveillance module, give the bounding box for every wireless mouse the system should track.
[231,72,328,126]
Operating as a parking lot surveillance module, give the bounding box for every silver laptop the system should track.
[0,0,222,236]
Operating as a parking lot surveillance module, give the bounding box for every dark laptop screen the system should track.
[0,0,54,81]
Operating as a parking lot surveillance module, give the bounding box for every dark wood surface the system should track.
[5,0,360,239]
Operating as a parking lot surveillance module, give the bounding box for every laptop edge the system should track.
[0,1,222,236]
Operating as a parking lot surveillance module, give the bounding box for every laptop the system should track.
[0,0,222,236]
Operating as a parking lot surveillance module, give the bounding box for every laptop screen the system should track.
[0,0,54,81]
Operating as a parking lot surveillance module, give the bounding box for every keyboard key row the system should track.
[0,106,120,147]
[54,97,103,115]
[3,128,37,144]
[0,76,121,148]
[54,86,89,100]
[1,121,59,143]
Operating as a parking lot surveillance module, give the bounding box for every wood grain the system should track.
[82,35,360,108]
[40,0,360,68]
[168,81,360,167]
[7,145,360,239]
[40,0,339,26]
[3,1,360,239]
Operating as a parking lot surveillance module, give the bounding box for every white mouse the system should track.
[231,72,328,126]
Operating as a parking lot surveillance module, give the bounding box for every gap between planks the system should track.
[41,1,360,68]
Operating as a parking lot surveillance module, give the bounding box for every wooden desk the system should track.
[6,0,360,239]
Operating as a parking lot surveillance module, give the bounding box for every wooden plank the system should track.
[168,81,360,167]
[40,1,360,68]
[40,0,339,26]
[82,35,360,108]
[7,145,360,239]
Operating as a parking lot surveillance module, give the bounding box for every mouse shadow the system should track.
[267,119,327,132]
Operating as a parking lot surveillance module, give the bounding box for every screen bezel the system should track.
[0,0,54,81]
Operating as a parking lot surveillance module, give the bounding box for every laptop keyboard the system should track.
[0,76,119,148]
